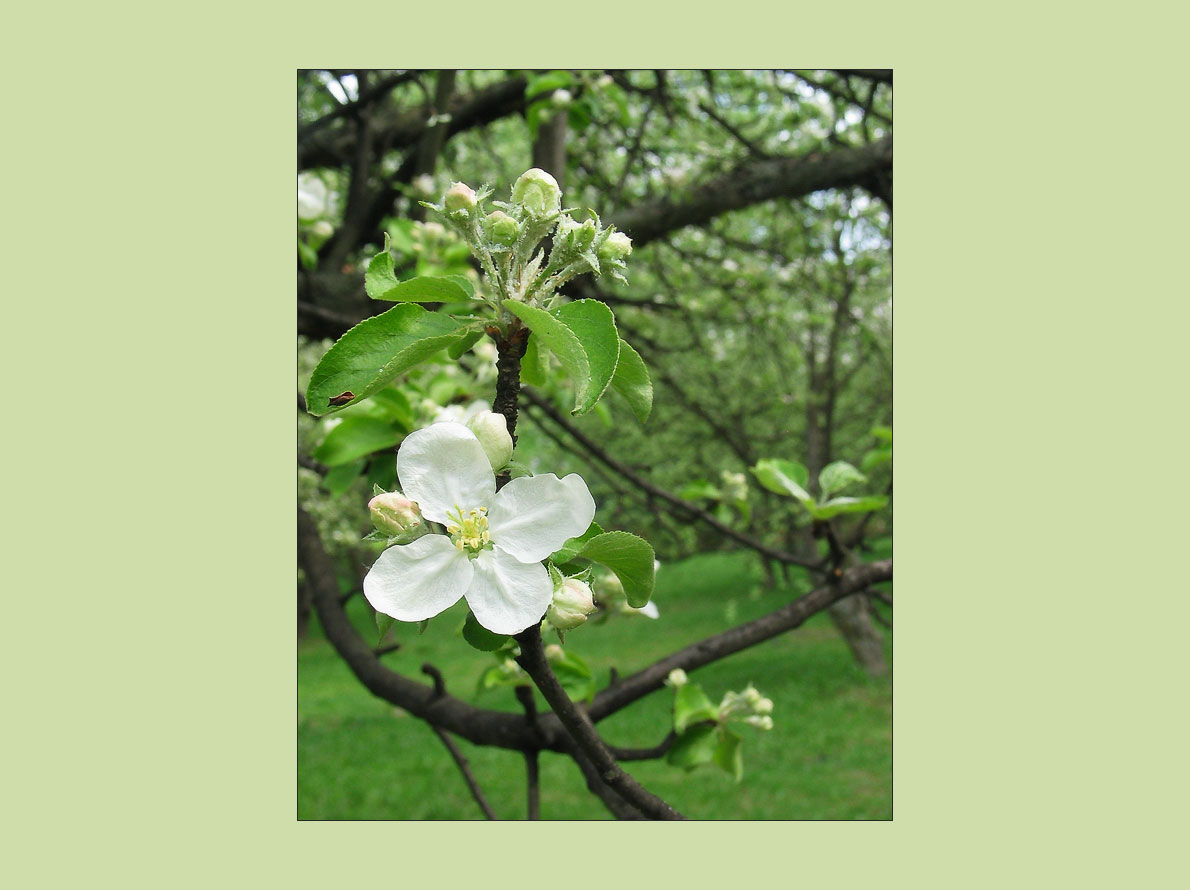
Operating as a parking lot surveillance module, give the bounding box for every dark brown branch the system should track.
[298,70,420,146]
[588,559,891,721]
[608,136,892,247]
[430,725,498,820]
[607,731,678,762]
[514,625,685,820]
[831,69,893,84]
[421,662,447,698]
[300,74,528,171]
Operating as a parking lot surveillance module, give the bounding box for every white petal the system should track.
[465,550,553,635]
[363,534,473,622]
[397,423,495,522]
[487,473,596,563]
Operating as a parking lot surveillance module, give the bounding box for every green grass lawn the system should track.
[298,550,891,820]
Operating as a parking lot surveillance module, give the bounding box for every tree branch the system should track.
[588,559,891,721]
[514,625,685,820]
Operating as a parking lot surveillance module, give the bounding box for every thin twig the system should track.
[430,725,498,820]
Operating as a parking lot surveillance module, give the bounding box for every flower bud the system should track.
[311,220,334,238]
[743,685,762,706]
[666,668,689,688]
[546,578,596,631]
[598,231,632,261]
[755,697,774,716]
[545,643,566,664]
[511,168,561,219]
[745,715,774,731]
[482,210,520,246]
[368,493,426,541]
[551,89,572,108]
[466,411,514,471]
[444,182,477,216]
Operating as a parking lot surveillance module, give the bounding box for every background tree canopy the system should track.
[297,69,892,819]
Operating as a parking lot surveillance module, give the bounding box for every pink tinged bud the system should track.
[444,182,477,215]
[511,168,561,219]
[598,231,632,261]
[368,493,425,541]
[546,578,596,631]
[466,411,514,471]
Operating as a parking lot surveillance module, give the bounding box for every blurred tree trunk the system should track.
[803,220,887,676]
[298,575,313,638]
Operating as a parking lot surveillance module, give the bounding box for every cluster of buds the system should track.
[591,567,660,620]
[423,168,632,323]
[367,492,428,545]
[546,576,597,631]
[718,684,775,731]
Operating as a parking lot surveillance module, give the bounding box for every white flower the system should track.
[363,423,596,634]
[632,601,660,619]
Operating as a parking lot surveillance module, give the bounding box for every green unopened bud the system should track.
[482,210,520,246]
[743,685,762,706]
[466,411,514,471]
[745,715,774,731]
[368,493,426,542]
[666,668,689,688]
[444,182,477,216]
[546,578,596,631]
[545,643,566,664]
[512,168,561,219]
[598,231,632,261]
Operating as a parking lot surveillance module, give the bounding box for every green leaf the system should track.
[673,682,718,734]
[375,611,395,646]
[448,330,482,360]
[526,70,573,100]
[440,274,476,299]
[298,240,318,270]
[320,459,365,496]
[312,416,401,467]
[520,333,548,386]
[365,239,474,303]
[678,480,721,501]
[305,303,465,415]
[552,299,620,410]
[871,425,893,443]
[818,461,866,499]
[462,611,511,652]
[549,520,604,565]
[504,301,595,414]
[610,338,652,423]
[861,446,892,473]
[751,458,812,502]
[807,495,889,520]
[666,723,718,770]
[576,531,655,608]
[713,727,744,782]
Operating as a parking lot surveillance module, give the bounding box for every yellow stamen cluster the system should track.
[445,506,491,555]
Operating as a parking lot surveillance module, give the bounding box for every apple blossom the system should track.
[363,423,596,634]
